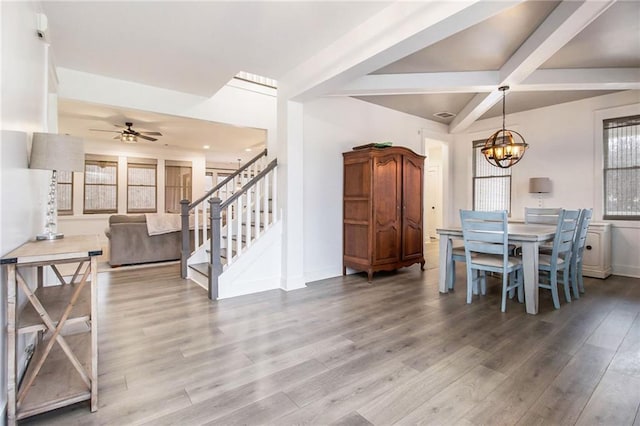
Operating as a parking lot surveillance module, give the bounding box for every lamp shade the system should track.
[529,177,552,193]
[30,133,84,172]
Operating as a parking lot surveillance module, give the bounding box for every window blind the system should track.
[603,115,640,220]
[472,139,511,213]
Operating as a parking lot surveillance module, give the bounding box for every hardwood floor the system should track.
[23,262,640,425]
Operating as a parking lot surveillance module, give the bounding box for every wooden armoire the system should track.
[343,146,425,281]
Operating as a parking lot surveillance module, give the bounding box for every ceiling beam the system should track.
[448,0,616,133]
[280,1,523,101]
[330,67,640,96]
[328,71,499,96]
[518,68,640,91]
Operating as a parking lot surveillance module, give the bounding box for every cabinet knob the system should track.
[586,245,592,250]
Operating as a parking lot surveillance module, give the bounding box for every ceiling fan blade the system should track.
[113,135,121,139]
[140,131,163,136]
[137,134,157,142]
[90,129,120,133]
[113,123,127,128]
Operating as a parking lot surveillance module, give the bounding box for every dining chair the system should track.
[525,207,563,225]
[448,247,485,295]
[570,208,593,299]
[460,210,523,312]
[537,209,580,309]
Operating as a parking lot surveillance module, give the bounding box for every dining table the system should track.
[436,223,557,315]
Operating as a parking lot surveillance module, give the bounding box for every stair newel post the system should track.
[180,199,190,278]
[209,197,222,300]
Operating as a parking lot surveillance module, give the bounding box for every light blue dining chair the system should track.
[448,246,485,295]
[570,208,593,299]
[460,210,523,312]
[537,209,580,309]
[524,207,563,255]
[525,207,563,225]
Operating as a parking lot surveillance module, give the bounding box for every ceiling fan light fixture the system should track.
[121,133,137,143]
[481,86,528,169]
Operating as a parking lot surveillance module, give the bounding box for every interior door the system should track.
[372,153,401,265]
[402,154,424,260]
[425,165,441,239]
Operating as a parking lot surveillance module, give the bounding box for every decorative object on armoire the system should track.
[529,177,552,207]
[481,86,528,168]
[343,146,425,281]
[352,141,393,150]
[29,133,84,240]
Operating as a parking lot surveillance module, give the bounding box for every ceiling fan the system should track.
[89,122,162,142]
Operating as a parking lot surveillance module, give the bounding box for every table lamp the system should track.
[529,177,551,207]
[30,133,84,240]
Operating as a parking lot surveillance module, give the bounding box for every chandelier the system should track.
[481,86,528,168]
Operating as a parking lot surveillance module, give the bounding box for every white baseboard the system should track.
[612,263,640,279]
[219,278,281,299]
[304,267,342,285]
[280,275,306,292]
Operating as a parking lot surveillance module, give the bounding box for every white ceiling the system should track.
[43,1,390,96]
[57,99,267,163]
[43,0,640,154]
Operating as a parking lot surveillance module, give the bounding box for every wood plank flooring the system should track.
[22,263,640,425]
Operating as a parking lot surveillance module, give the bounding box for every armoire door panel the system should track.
[403,223,423,258]
[375,227,400,263]
[373,154,401,262]
[402,155,424,259]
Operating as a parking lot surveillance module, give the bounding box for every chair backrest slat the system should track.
[552,209,580,258]
[525,207,562,225]
[460,210,509,262]
[573,208,593,262]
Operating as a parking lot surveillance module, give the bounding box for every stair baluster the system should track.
[181,149,277,300]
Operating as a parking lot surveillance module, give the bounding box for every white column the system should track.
[276,96,306,291]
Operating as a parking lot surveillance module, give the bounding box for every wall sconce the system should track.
[529,177,552,207]
[30,133,85,240]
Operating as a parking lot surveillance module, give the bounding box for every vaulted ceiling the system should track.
[42,0,640,152]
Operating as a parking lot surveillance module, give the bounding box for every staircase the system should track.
[180,149,278,299]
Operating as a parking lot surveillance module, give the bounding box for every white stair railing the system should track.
[209,159,278,299]
[180,149,269,278]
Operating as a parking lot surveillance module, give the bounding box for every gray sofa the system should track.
[105,215,184,267]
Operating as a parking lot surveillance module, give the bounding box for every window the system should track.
[84,155,118,214]
[473,139,511,213]
[603,115,640,220]
[57,170,73,215]
[165,161,192,213]
[127,158,157,213]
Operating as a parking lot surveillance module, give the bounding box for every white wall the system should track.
[57,139,209,241]
[0,1,52,419]
[55,69,278,245]
[451,90,640,277]
[57,68,278,159]
[302,97,449,282]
